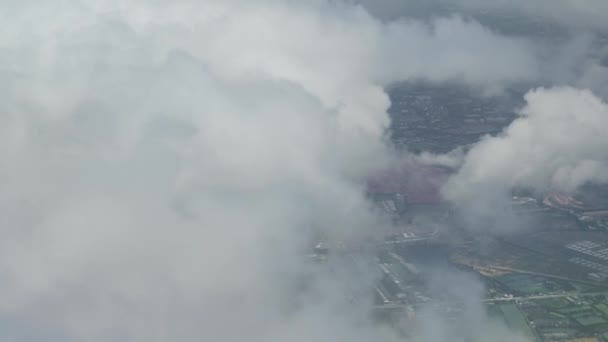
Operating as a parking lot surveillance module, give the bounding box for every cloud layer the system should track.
[444,87,608,199]
[0,0,552,341]
[441,87,608,233]
[358,0,608,32]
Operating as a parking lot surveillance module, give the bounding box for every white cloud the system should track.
[358,0,608,32]
[454,0,608,31]
[0,1,538,341]
[377,15,539,87]
[444,87,608,204]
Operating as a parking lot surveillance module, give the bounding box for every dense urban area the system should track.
[310,80,608,342]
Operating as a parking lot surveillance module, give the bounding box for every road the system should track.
[374,291,608,310]
[472,265,603,287]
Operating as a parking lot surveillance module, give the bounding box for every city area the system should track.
[312,81,608,342]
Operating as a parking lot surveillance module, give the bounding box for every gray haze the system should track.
[1,0,606,341]
[359,0,608,31]
[361,0,608,97]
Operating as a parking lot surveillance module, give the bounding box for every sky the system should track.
[0,0,606,341]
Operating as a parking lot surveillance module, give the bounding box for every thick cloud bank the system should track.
[373,15,538,87]
[359,0,608,32]
[444,87,608,205]
[452,0,608,31]
[3,2,386,341]
[360,0,608,99]
[0,0,544,341]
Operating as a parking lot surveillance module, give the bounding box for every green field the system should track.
[573,314,606,327]
[499,304,538,341]
[559,305,593,315]
[539,297,571,309]
[495,274,551,295]
[596,304,608,317]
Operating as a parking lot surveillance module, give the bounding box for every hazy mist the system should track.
[0,1,607,341]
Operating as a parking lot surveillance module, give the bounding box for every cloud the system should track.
[358,0,608,32]
[376,15,539,88]
[443,87,608,211]
[359,0,608,99]
[410,270,530,342]
[0,0,541,341]
[450,0,608,32]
